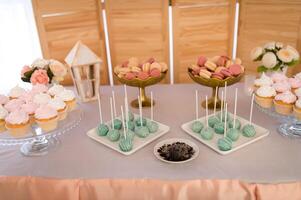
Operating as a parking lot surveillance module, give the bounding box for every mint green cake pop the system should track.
[228,119,241,130]
[126,120,135,131]
[226,128,240,141]
[97,124,109,136]
[135,126,149,138]
[111,119,122,130]
[146,121,158,133]
[121,130,135,140]
[135,117,147,127]
[107,129,120,141]
[119,137,133,152]
[200,127,214,140]
[242,124,256,137]
[218,111,231,122]
[208,116,220,128]
[191,121,203,133]
[214,122,225,134]
[217,137,232,151]
[128,112,134,121]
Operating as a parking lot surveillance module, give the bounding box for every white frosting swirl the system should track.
[33,93,51,105]
[35,105,58,120]
[295,88,301,97]
[56,90,75,101]
[0,106,8,119]
[275,91,297,104]
[5,110,29,124]
[47,97,66,110]
[9,85,26,98]
[295,72,301,80]
[256,86,276,97]
[296,99,301,109]
[254,73,273,86]
[48,84,65,96]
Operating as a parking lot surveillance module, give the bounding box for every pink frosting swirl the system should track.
[35,105,57,120]
[21,102,38,115]
[31,84,48,94]
[273,81,291,93]
[4,99,24,112]
[0,95,9,105]
[19,92,34,103]
[275,91,297,104]
[289,78,301,89]
[271,73,288,83]
[5,110,29,124]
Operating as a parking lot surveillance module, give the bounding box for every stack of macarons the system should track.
[0,84,77,138]
[114,57,168,81]
[189,55,244,80]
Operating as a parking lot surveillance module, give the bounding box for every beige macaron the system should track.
[199,69,212,79]
[204,60,217,71]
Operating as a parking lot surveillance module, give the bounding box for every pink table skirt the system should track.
[1,177,301,200]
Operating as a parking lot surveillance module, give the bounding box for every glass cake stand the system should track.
[0,106,83,156]
[255,102,301,138]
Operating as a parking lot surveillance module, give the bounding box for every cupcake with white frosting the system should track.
[0,106,8,132]
[33,93,51,105]
[31,84,48,94]
[8,85,26,99]
[294,99,301,120]
[295,88,301,97]
[35,105,58,132]
[5,110,30,137]
[254,72,273,88]
[0,95,9,106]
[56,90,76,111]
[47,97,67,120]
[4,99,24,112]
[274,91,297,115]
[47,84,65,97]
[255,86,276,108]
[21,102,38,124]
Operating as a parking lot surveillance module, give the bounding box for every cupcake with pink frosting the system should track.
[0,106,8,132]
[31,84,48,94]
[273,81,291,93]
[47,97,67,120]
[4,99,24,112]
[274,91,297,115]
[271,73,288,83]
[0,95,9,106]
[35,105,58,132]
[19,91,34,103]
[5,110,30,137]
[288,78,301,92]
[21,102,38,124]
[47,84,65,97]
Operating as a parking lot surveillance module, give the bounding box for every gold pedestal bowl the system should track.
[188,69,244,109]
[115,72,167,108]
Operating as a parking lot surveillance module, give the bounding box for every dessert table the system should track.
[1,83,301,199]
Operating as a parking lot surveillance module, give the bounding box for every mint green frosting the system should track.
[214,122,225,134]
[135,126,149,138]
[218,111,231,122]
[208,116,220,128]
[191,121,203,133]
[242,124,256,137]
[135,117,147,127]
[226,128,240,141]
[200,127,214,140]
[228,119,241,130]
[126,120,135,131]
[97,123,109,136]
[217,137,232,151]
[146,121,159,133]
[119,137,133,152]
[111,119,122,130]
[121,130,135,140]
[107,129,120,141]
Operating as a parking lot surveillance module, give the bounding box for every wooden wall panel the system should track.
[105,0,169,83]
[237,0,301,76]
[172,0,236,83]
[32,0,108,85]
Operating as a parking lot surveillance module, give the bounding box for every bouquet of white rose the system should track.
[250,42,300,73]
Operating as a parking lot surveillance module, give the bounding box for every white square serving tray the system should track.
[87,114,170,156]
[181,112,269,155]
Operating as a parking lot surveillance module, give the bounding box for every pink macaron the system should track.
[122,61,129,68]
[125,72,135,80]
[228,64,242,76]
[216,56,229,66]
[147,57,155,64]
[220,69,232,78]
[150,69,161,78]
[211,72,225,80]
[137,71,150,80]
[197,56,207,67]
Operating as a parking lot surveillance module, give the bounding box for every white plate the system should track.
[181,112,269,155]
[87,114,170,156]
[154,138,199,164]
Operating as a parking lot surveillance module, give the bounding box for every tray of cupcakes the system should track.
[87,86,170,155]
[0,84,81,143]
[181,88,269,155]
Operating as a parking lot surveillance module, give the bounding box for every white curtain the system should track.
[0,0,42,93]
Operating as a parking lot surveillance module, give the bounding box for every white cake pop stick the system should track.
[124,97,128,131]
[224,103,228,138]
[233,88,238,128]
[121,105,126,140]
[151,91,154,122]
[112,91,117,118]
[195,90,199,121]
[249,93,255,125]
[138,95,143,126]
[220,91,224,121]
[97,93,103,124]
[214,86,218,116]
[205,95,208,128]
[124,85,129,125]
[110,97,114,130]
[224,81,227,104]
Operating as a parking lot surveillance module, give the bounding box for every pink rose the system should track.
[49,60,67,77]
[30,69,49,85]
[21,65,31,77]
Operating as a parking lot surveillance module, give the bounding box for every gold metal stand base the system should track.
[131,87,154,108]
[201,87,223,110]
